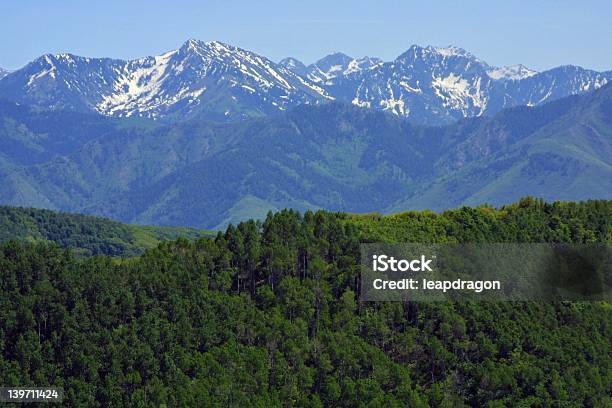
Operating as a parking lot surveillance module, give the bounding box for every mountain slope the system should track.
[1,84,608,229]
[1,40,610,125]
[389,84,612,211]
[87,104,432,228]
[0,99,125,167]
[103,85,612,228]
[0,40,330,121]
[0,205,212,256]
[1,200,610,406]
[314,45,611,125]
[301,52,383,84]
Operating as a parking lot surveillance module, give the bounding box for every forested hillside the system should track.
[0,198,610,406]
[350,197,611,244]
[0,206,212,256]
[1,83,610,229]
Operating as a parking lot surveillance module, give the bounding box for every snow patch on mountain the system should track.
[345,57,383,75]
[432,74,487,114]
[432,46,473,59]
[97,50,178,116]
[1,39,331,120]
[1,40,610,125]
[301,53,382,84]
[487,64,537,81]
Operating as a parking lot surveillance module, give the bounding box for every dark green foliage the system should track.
[0,206,212,256]
[0,199,610,406]
[350,197,611,244]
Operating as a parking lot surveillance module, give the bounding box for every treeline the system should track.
[349,197,611,244]
[0,206,211,257]
[0,198,610,406]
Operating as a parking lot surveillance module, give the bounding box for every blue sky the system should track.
[1,0,611,71]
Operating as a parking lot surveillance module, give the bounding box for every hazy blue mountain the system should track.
[389,82,612,210]
[0,68,8,79]
[0,99,122,167]
[1,40,609,125]
[0,84,609,228]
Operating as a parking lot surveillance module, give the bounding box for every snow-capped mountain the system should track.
[0,40,610,124]
[316,45,497,122]
[0,68,8,80]
[278,57,307,77]
[289,53,383,85]
[284,45,611,125]
[486,64,536,81]
[0,39,330,121]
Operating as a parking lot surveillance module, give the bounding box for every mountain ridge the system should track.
[1,83,609,228]
[0,39,331,122]
[0,205,213,256]
[1,39,610,125]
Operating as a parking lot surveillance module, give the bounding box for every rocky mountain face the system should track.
[0,40,610,125]
[0,39,331,121]
[291,45,611,125]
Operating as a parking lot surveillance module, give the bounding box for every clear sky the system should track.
[1,0,611,72]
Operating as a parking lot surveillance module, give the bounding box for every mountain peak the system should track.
[429,45,472,58]
[313,52,353,66]
[305,52,356,83]
[179,39,234,54]
[398,44,481,63]
[328,51,352,59]
[32,52,95,67]
[279,57,307,76]
[279,57,305,67]
[182,38,204,49]
[487,64,537,80]
[1,41,610,126]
